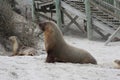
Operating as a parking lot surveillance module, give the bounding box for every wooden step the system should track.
[92,11,103,14]
[76,2,84,5]
[108,20,119,22]
[97,14,108,17]
[91,8,99,11]
[72,1,84,3]
[61,1,120,39]
[99,16,111,19]
[74,6,81,10]
[112,22,120,25]
[102,16,114,19]
[93,16,117,28]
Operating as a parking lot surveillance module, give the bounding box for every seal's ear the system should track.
[39,22,47,31]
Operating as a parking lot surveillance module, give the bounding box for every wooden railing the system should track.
[90,0,120,19]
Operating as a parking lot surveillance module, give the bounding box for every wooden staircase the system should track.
[62,0,120,40]
[34,0,120,44]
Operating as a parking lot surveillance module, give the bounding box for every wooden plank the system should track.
[85,0,93,40]
[34,1,54,9]
[90,0,120,19]
[94,25,108,39]
[61,1,86,19]
[93,15,116,28]
[93,19,120,38]
[36,12,56,22]
[61,1,120,39]
[64,16,78,32]
[55,0,62,29]
[93,19,114,32]
[35,0,49,1]
[61,9,64,24]
[66,16,78,28]
[32,0,35,21]
[105,26,120,45]
[62,9,85,33]
[95,0,120,12]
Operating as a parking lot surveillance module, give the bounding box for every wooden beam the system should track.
[35,9,56,13]
[94,26,108,39]
[34,1,54,8]
[61,9,64,25]
[61,1,86,19]
[32,0,35,21]
[85,0,93,40]
[36,12,56,22]
[63,16,78,33]
[55,0,62,29]
[62,9,85,33]
[66,16,78,28]
[105,26,120,45]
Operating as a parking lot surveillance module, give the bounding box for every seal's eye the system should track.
[39,22,47,31]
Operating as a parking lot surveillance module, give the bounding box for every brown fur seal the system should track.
[9,36,37,56]
[39,21,97,64]
[114,59,120,69]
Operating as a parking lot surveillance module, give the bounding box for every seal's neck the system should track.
[44,26,66,51]
[12,38,19,54]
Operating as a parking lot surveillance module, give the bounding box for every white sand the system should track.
[0,34,120,80]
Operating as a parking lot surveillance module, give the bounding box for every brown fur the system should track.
[9,36,37,56]
[114,59,120,69]
[39,21,97,64]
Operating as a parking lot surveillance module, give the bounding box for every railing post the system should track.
[114,0,120,19]
[32,0,35,21]
[85,0,93,40]
[55,0,62,30]
[114,0,117,13]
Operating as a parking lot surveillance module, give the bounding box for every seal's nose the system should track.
[39,22,46,31]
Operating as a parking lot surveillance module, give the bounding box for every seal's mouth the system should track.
[39,22,46,31]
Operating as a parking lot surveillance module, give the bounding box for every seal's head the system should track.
[39,22,48,31]
[114,59,120,69]
[114,59,120,65]
[9,36,17,43]
[38,21,62,35]
[39,21,58,31]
